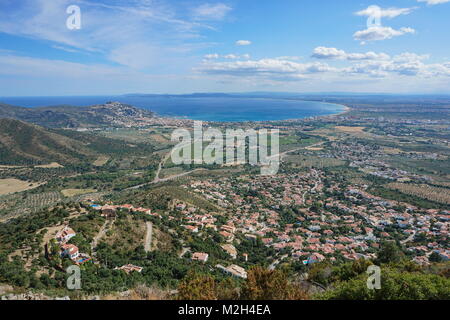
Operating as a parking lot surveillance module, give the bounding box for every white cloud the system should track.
[347,52,391,61]
[311,47,347,59]
[236,40,252,46]
[204,53,220,59]
[0,0,221,70]
[355,6,416,19]
[312,47,390,60]
[353,26,415,43]
[274,56,302,61]
[192,3,232,21]
[417,0,450,5]
[2,51,449,95]
[393,52,430,62]
[203,53,251,60]
[0,52,195,95]
[197,51,450,84]
[342,52,444,77]
[224,54,238,59]
[0,53,128,78]
[197,58,335,81]
[51,45,80,53]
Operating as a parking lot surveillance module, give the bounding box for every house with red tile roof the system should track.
[192,252,209,263]
[56,226,76,244]
[61,244,79,260]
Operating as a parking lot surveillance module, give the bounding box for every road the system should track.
[126,139,326,191]
[280,141,326,161]
[401,230,416,245]
[153,149,174,183]
[144,221,153,252]
[179,247,190,258]
[269,254,288,270]
[126,142,207,190]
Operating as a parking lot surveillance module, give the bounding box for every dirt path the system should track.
[91,220,111,256]
[144,221,153,253]
[280,141,326,160]
[179,247,190,258]
[153,150,173,183]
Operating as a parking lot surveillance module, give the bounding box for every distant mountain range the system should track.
[0,101,155,128]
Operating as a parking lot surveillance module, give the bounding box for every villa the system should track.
[61,244,79,260]
[55,226,76,244]
[191,252,209,263]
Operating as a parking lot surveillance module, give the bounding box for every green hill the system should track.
[0,118,96,165]
[0,118,156,166]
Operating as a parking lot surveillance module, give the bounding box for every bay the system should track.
[0,95,345,122]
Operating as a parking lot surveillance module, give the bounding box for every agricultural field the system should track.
[159,167,185,179]
[61,188,97,197]
[335,126,366,133]
[98,128,174,150]
[20,192,62,210]
[387,182,450,205]
[34,162,63,169]
[285,155,346,169]
[93,156,110,167]
[0,178,42,195]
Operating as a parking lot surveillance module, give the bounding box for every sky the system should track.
[0,0,449,96]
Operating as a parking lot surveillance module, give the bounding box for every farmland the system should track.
[0,178,41,195]
[387,182,450,205]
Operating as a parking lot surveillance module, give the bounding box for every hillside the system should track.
[0,118,158,166]
[0,101,155,128]
[0,119,96,165]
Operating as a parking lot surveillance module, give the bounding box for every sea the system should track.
[0,95,346,122]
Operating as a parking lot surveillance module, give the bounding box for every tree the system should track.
[429,252,444,263]
[331,259,373,283]
[376,241,404,264]
[241,266,308,300]
[320,268,450,300]
[177,271,217,300]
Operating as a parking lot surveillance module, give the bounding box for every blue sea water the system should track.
[0,95,345,122]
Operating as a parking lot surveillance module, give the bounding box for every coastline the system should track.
[336,105,351,116]
[1,96,350,124]
[179,101,350,124]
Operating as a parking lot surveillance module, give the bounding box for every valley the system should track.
[0,97,449,300]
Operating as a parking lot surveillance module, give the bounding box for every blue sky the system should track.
[0,0,449,96]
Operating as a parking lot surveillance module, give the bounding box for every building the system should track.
[101,205,117,218]
[221,244,237,259]
[116,264,143,273]
[120,204,134,211]
[217,264,247,279]
[55,226,76,243]
[305,253,325,265]
[191,252,209,263]
[61,244,79,260]
[184,225,199,233]
[132,207,152,215]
